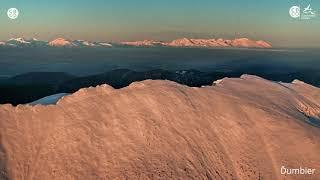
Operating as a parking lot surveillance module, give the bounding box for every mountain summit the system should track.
[48,38,73,47]
[7,37,31,44]
[0,75,319,179]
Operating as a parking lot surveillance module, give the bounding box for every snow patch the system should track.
[29,93,69,105]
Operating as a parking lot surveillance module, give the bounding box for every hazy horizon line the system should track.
[0,36,270,42]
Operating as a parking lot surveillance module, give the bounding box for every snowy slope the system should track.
[0,75,319,179]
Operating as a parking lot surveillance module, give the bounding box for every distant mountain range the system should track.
[48,38,113,47]
[0,37,272,48]
[0,37,113,48]
[121,38,272,48]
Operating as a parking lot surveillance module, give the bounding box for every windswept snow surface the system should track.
[0,75,319,179]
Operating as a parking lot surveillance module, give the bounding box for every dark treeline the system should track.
[0,69,319,105]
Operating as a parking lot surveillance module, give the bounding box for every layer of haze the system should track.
[0,0,320,47]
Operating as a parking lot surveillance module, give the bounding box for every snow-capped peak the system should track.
[30,38,39,41]
[73,40,97,46]
[8,37,31,44]
[99,42,112,47]
[48,38,73,47]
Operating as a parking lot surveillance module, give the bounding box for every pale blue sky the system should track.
[0,0,320,47]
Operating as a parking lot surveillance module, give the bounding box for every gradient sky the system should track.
[0,0,320,47]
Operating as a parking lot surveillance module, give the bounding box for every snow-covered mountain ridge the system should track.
[0,75,319,179]
[0,37,272,48]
